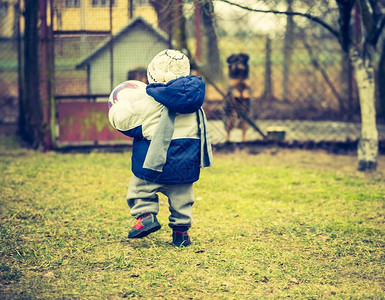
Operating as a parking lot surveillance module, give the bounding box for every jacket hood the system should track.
[146,75,205,114]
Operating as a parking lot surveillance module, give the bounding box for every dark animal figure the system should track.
[224,53,251,142]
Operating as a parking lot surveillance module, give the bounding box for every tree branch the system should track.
[215,0,340,39]
[357,0,374,41]
[374,17,385,45]
[301,36,345,113]
[335,0,355,52]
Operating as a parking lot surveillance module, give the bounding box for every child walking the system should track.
[110,49,212,246]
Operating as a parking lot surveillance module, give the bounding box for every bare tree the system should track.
[341,0,383,171]
[201,0,223,81]
[379,38,385,122]
[20,0,44,150]
[281,0,294,102]
[217,0,385,171]
[149,0,174,46]
[150,0,223,79]
[262,36,274,100]
[150,0,190,50]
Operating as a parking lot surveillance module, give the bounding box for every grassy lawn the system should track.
[1,137,384,299]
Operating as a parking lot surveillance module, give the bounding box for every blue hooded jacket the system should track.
[130,75,208,184]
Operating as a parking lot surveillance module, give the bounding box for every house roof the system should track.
[76,16,170,69]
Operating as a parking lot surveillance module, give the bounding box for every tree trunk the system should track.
[20,0,44,150]
[378,38,385,122]
[341,51,355,120]
[263,36,273,99]
[150,0,188,50]
[173,0,188,51]
[201,0,223,81]
[149,0,173,47]
[281,0,294,102]
[349,48,378,171]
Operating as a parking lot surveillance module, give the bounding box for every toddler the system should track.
[110,49,212,246]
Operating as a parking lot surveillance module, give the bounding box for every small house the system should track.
[57,17,170,147]
[76,16,170,94]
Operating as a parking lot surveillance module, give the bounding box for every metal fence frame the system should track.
[0,0,384,149]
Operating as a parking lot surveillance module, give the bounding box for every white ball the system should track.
[108,80,162,133]
[108,80,147,110]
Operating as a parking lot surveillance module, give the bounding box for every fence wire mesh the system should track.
[0,0,384,147]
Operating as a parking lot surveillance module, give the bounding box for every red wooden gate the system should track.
[56,96,131,147]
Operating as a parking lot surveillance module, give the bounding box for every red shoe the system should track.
[128,214,161,239]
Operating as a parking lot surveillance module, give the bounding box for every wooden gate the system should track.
[56,95,131,147]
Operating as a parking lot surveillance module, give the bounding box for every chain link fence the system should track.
[0,0,20,136]
[0,0,384,148]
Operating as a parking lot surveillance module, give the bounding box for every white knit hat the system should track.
[147,49,190,84]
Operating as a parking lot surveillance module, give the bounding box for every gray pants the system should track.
[126,175,195,228]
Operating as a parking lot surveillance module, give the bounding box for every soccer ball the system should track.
[108,80,147,110]
[108,80,162,134]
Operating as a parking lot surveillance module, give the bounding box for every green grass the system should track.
[1,137,385,299]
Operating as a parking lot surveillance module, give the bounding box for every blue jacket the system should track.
[109,75,208,185]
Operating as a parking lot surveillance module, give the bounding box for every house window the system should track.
[92,0,115,7]
[66,0,80,8]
